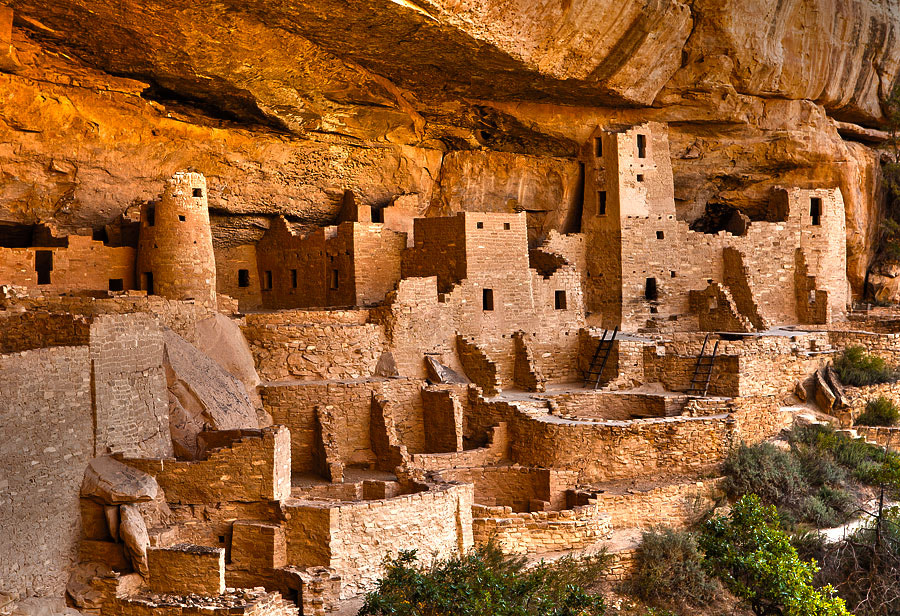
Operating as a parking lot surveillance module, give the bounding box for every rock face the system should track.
[1,0,899,295]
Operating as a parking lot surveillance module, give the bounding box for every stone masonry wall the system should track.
[243,310,387,382]
[0,346,93,600]
[471,503,611,555]
[121,426,290,504]
[260,378,427,473]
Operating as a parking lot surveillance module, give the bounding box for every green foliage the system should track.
[358,543,607,616]
[700,495,851,616]
[793,423,900,491]
[626,527,721,612]
[833,346,897,386]
[721,441,854,528]
[855,396,900,427]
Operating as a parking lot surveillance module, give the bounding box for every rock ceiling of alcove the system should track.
[7,0,900,139]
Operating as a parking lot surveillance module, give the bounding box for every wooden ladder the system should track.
[687,334,719,396]
[583,326,618,389]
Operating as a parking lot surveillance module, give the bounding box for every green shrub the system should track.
[358,542,607,616]
[626,527,721,610]
[834,346,897,386]
[855,396,900,426]
[721,443,807,510]
[700,495,851,616]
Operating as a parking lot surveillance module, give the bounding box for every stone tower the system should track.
[137,171,217,306]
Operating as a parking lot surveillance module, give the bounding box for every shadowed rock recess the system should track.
[3,1,900,614]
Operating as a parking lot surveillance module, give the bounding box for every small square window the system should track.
[193,188,203,198]
[555,290,567,310]
[108,278,124,292]
[476,221,484,229]
[637,174,644,183]
[178,214,186,222]
[503,222,511,230]
[656,231,664,240]
[482,288,494,311]
[238,269,250,288]
[371,207,384,223]
[670,271,676,278]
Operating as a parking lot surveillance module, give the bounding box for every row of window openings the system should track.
[258,269,334,290]
[475,222,512,230]
[481,289,567,311]
[594,134,647,159]
[597,195,825,227]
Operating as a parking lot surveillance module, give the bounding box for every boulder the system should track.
[119,504,149,578]
[81,457,157,505]
[425,356,468,385]
[814,369,837,414]
[163,328,259,459]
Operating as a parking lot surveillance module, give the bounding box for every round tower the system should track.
[137,171,217,306]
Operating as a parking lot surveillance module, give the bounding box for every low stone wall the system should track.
[855,426,900,447]
[120,427,291,504]
[434,465,577,512]
[147,544,225,595]
[599,548,638,582]
[243,309,387,382]
[551,391,688,420]
[283,482,474,598]
[472,503,611,555]
[409,423,509,472]
[586,478,725,529]
[111,588,298,616]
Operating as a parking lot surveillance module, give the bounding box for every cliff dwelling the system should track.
[3,2,900,615]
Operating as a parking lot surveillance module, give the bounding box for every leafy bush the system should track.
[721,443,807,510]
[358,543,607,616]
[626,527,721,611]
[855,396,900,426]
[700,495,850,616]
[833,346,897,386]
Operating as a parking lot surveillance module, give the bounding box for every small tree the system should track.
[700,495,850,616]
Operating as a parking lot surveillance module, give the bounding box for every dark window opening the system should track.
[143,272,154,295]
[371,207,384,223]
[330,269,339,290]
[476,221,484,229]
[594,137,602,157]
[238,269,250,288]
[644,277,658,302]
[670,271,676,278]
[656,231,664,240]
[108,278,124,292]
[218,535,225,543]
[597,191,607,216]
[291,269,298,289]
[264,271,273,290]
[555,290,567,310]
[92,227,108,243]
[503,222,511,230]
[810,197,822,226]
[146,206,155,227]
[637,174,644,183]
[193,188,203,198]
[482,288,494,311]
[637,134,647,158]
[35,250,53,285]
[178,214,186,222]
